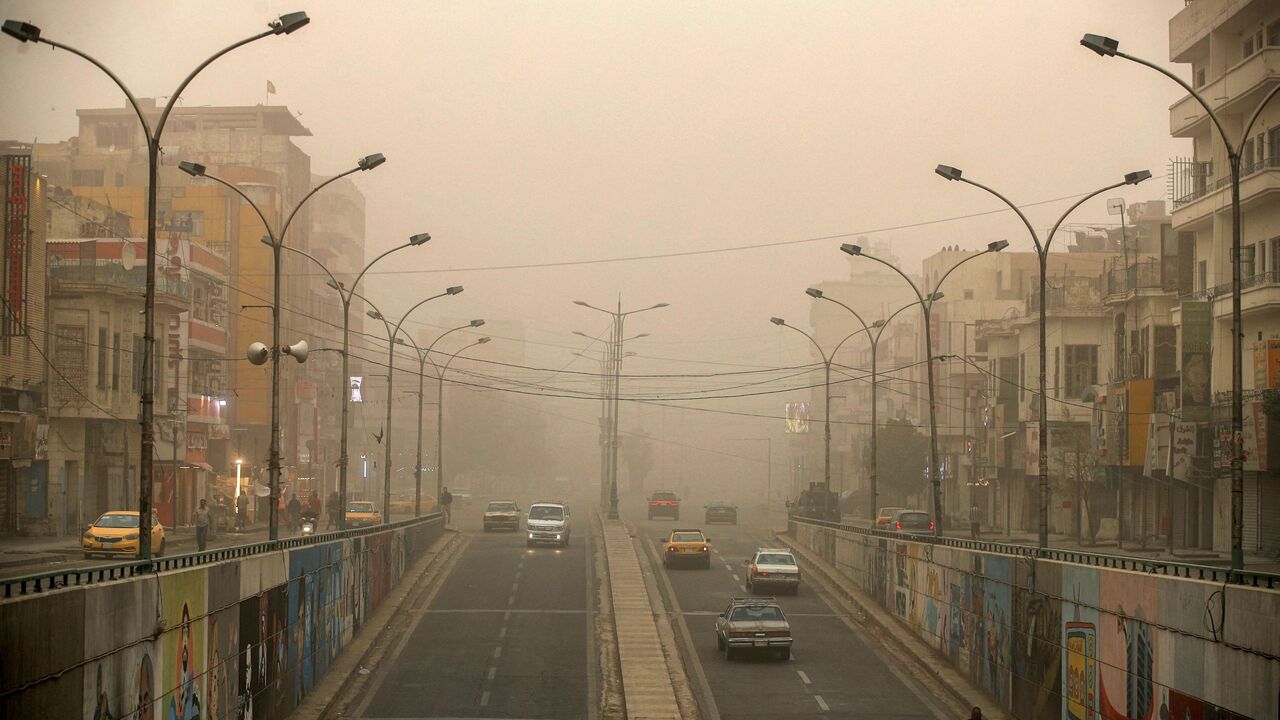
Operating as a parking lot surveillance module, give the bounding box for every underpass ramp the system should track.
[603,518,683,720]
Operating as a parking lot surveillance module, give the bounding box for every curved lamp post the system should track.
[935,164,1150,548]
[179,155,384,540]
[424,321,486,507]
[807,290,924,523]
[573,300,668,518]
[843,239,1009,535]
[3,11,310,559]
[769,317,874,520]
[368,287,464,523]
[276,235,431,528]
[1080,35,1280,570]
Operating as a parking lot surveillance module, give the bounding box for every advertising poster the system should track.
[1180,302,1211,422]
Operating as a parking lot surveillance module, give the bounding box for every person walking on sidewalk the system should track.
[235,492,249,530]
[287,493,302,531]
[969,504,982,540]
[327,491,340,530]
[440,487,453,524]
[195,499,211,552]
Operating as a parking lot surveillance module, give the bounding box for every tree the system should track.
[875,418,930,505]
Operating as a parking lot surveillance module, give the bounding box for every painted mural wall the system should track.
[0,517,443,718]
[793,522,1279,720]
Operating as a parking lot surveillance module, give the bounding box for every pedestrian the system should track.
[970,503,982,540]
[440,486,453,524]
[236,492,249,530]
[970,706,984,720]
[287,493,302,530]
[327,491,340,529]
[195,499,211,551]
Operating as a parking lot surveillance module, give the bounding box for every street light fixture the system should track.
[841,240,1008,534]
[423,321,486,506]
[935,163,1149,548]
[3,10,310,560]
[182,157,386,540]
[1080,33,1280,570]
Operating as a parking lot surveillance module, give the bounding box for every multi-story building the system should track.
[1167,0,1280,554]
[0,144,49,535]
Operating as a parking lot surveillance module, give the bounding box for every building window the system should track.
[1019,353,1026,402]
[97,327,108,390]
[132,335,144,393]
[1271,237,1280,276]
[1268,20,1280,47]
[95,123,132,148]
[1194,67,1207,88]
[1243,30,1262,59]
[1154,327,1177,378]
[963,289,974,300]
[111,333,121,390]
[1054,346,1060,398]
[974,338,988,354]
[71,169,105,187]
[1064,345,1098,399]
[1197,260,1207,292]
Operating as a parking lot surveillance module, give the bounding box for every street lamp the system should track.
[368,287,463,523]
[179,156,385,540]
[424,321,486,508]
[1080,35,1280,570]
[807,289,924,523]
[842,240,1008,535]
[3,10,310,560]
[769,316,874,520]
[275,234,431,529]
[573,299,667,517]
[935,163,1149,548]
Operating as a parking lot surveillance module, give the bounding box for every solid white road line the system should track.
[814,695,829,712]
[797,670,811,685]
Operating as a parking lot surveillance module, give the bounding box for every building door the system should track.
[1243,472,1260,551]
[0,464,12,534]
[1258,471,1280,554]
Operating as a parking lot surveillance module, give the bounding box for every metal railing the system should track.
[1183,270,1280,301]
[1173,155,1280,208]
[50,262,192,300]
[789,516,1280,589]
[1,512,443,599]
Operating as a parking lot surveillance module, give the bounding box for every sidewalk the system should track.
[0,524,274,574]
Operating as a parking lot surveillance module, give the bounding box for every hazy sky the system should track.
[1,0,1188,384]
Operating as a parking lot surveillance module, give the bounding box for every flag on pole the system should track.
[266,80,277,95]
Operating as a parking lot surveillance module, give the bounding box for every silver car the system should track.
[745,548,801,595]
[714,597,792,661]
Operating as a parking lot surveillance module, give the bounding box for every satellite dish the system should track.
[122,241,136,270]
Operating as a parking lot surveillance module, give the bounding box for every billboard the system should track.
[349,376,364,403]
[1180,301,1211,422]
[785,402,810,434]
[3,154,30,333]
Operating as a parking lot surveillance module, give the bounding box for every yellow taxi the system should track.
[82,510,165,559]
[662,528,712,569]
[346,501,383,528]
[875,506,906,530]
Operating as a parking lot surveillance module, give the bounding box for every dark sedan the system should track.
[704,502,737,525]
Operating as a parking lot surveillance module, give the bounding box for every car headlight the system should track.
[124,532,140,540]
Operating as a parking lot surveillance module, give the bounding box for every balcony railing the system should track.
[1172,155,1280,209]
[50,262,191,300]
[1106,259,1165,296]
[1183,271,1280,301]
[1027,276,1103,313]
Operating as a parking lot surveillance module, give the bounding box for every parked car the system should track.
[704,501,737,525]
[82,510,165,559]
[745,548,801,595]
[714,596,792,661]
[346,501,383,528]
[483,500,520,532]
[648,491,680,520]
[526,502,571,547]
[890,509,934,535]
[875,506,906,529]
[662,528,711,569]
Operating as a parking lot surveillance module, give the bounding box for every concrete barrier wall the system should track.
[790,521,1279,720]
[0,516,442,718]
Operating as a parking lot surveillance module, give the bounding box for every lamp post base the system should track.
[607,481,620,520]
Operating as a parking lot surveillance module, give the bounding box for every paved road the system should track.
[350,511,595,719]
[632,508,948,720]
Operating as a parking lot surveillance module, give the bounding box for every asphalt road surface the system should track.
[631,506,949,720]
[350,508,595,720]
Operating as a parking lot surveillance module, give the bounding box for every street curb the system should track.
[775,532,1006,720]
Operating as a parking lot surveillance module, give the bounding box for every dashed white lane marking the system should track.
[492,646,502,659]
[503,610,512,621]
[814,695,829,712]
[480,690,490,706]
[731,574,741,582]
[797,670,811,685]
[487,666,497,681]
[511,583,519,592]
[507,594,516,606]
[498,626,507,639]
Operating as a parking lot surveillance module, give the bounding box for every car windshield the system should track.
[488,502,517,512]
[672,532,704,543]
[730,606,784,622]
[756,553,795,565]
[94,513,138,528]
[652,492,677,500]
[347,502,374,513]
[529,506,563,520]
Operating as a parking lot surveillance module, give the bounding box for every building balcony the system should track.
[1170,156,1280,229]
[188,317,227,353]
[1104,258,1173,302]
[1169,0,1240,62]
[1182,271,1280,318]
[49,261,191,309]
[1026,276,1105,315]
[1169,48,1280,137]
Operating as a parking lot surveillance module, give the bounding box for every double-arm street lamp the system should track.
[935,163,1150,548]
[367,289,464,523]
[3,11,310,559]
[805,290,926,523]
[842,240,1009,535]
[424,322,488,507]
[769,316,875,520]
[274,236,432,528]
[573,300,668,518]
[179,156,385,540]
[1079,35,1280,570]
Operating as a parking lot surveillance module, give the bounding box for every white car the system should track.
[745,548,801,595]
[526,502,571,547]
[450,487,473,505]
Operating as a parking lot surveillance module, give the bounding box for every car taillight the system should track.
[728,631,755,638]
[930,520,936,530]
[896,521,902,529]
